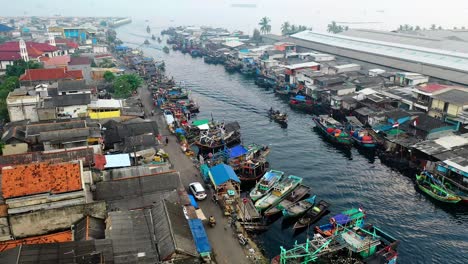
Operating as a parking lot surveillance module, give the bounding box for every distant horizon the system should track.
[2,0,468,34]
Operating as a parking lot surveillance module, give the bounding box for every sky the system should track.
[2,0,468,33]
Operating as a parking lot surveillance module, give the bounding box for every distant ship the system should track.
[146,25,151,34]
[231,4,257,8]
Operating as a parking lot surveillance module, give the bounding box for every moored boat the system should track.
[289,95,315,113]
[415,171,461,204]
[144,39,150,45]
[313,115,352,146]
[268,108,288,127]
[250,170,285,202]
[345,116,375,148]
[151,34,156,40]
[163,46,170,53]
[314,208,366,237]
[195,121,242,154]
[282,195,317,218]
[146,25,151,33]
[255,175,303,212]
[264,185,310,216]
[293,200,330,230]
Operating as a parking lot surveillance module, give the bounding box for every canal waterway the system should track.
[116,23,468,263]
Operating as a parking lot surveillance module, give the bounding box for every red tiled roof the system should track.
[19,68,83,81]
[48,38,79,49]
[41,55,71,67]
[0,51,21,61]
[0,231,72,252]
[417,83,447,93]
[0,41,58,56]
[1,162,83,199]
[69,56,91,66]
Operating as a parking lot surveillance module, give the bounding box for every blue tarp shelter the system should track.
[209,163,240,188]
[294,95,306,101]
[188,194,199,209]
[227,145,248,159]
[175,128,186,135]
[188,219,212,255]
[115,45,128,51]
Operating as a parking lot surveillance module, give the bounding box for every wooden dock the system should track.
[237,198,261,222]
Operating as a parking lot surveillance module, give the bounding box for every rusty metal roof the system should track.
[0,231,72,252]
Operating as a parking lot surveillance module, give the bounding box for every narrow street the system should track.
[138,87,252,264]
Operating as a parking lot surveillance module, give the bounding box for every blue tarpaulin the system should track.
[115,45,128,51]
[175,128,186,135]
[294,95,306,101]
[168,90,179,95]
[188,219,212,254]
[188,194,199,209]
[210,163,240,187]
[227,145,248,159]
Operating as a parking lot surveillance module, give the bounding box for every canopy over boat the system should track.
[192,119,210,130]
[227,145,248,159]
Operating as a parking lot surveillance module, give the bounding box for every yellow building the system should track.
[429,88,468,129]
[87,99,123,119]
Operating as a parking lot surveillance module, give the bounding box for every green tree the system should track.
[327,21,344,34]
[398,25,404,31]
[5,60,41,77]
[431,24,436,30]
[103,71,115,82]
[252,28,262,43]
[438,26,443,30]
[100,21,107,27]
[415,25,421,31]
[259,17,271,34]
[112,74,142,98]
[281,21,291,35]
[0,76,19,121]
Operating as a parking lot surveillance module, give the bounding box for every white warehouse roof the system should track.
[292,31,468,72]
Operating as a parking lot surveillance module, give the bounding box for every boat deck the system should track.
[237,198,261,222]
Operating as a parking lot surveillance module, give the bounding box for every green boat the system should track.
[249,170,284,202]
[416,171,461,204]
[255,175,302,212]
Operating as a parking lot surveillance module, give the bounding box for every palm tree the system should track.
[398,25,404,31]
[259,17,271,34]
[290,25,297,34]
[327,21,343,34]
[281,21,291,35]
[415,26,421,31]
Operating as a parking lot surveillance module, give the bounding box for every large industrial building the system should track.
[281,31,468,85]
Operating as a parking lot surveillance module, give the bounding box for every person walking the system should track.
[165,137,169,146]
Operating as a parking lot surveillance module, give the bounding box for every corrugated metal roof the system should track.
[0,231,72,252]
[292,31,468,72]
[104,154,131,168]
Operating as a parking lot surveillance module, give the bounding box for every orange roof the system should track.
[1,162,83,199]
[0,231,72,252]
[19,68,83,81]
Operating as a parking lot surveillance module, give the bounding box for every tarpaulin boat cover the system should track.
[192,119,210,126]
[188,219,212,254]
[228,145,248,158]
[210,163,240,187]
[175,128,186,135]
[294,95,306,101]
[188,194,199,209]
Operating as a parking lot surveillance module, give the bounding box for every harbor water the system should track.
[116,24,468,263]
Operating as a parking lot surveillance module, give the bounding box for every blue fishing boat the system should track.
[345,116,375,148]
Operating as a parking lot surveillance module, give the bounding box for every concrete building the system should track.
[429,88,468,130]
[68,56,92,84]
[6,89,40,122]
[19,68,83,86]
[1,161,90,215]
[289,31,468,85]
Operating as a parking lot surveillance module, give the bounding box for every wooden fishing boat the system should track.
[264,185,310,216]
[195,121,242,154]
[289,95,315,113]
[157,37,162,43]
[151,34,156,40]
[293,200,330,230]
[314,208,366,237]
[166,88,188,100]
[144,39,150,45]
[255,175,303,212]
[345,116,375,148]
[208,143,271,182]
[249,170,285,202]
[268,109,288,127]
[146,25,151,34]
[416,171,461,204]
[163,46,170,54]
[434,172,468,204]
[282,195,316,218]
[255,76,276,88]
[313,115,352,146]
